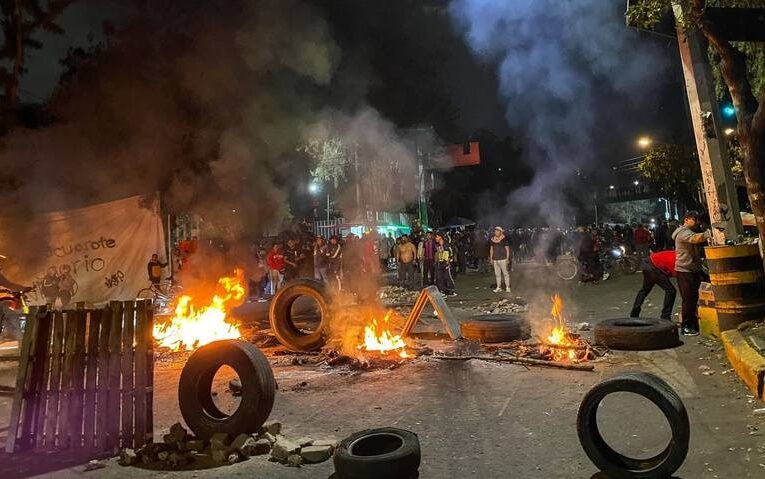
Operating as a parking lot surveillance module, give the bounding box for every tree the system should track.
[0,0,75,110]
[638,143,701,207]
[628,0,765,256]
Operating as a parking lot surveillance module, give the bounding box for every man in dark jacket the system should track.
[147,254,168,286]
[630,250,677,320]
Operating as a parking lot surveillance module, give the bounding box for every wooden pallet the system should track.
[4,300,154,454]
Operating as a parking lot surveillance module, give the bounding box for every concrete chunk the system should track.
[211,449,228,464]
[286,454,303,467]
[300,445,333,464]
[297,437,314,447]
[231,433,251,450]
[118,449,137,466]
[210,433,231,450]
[252,438,271,456]
[262,421,282,436]
[186,439,205,451]
[228,453,240,464]
[271,441,300,462]
[260,432,277,444]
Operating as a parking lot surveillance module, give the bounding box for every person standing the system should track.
[147,253,168,287]
[434,232,456,296]
[396,235,417,289]
[313,236,329,282]
[283,238,303,282]
[419,232,437,286]
[489,227,512,293]
[327,236,343,290]
[266,243,285,295]
[630,250,677,320]
[672,211,712,336]
[634,224,653,259]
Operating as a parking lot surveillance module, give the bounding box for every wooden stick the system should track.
[432,355,595,371]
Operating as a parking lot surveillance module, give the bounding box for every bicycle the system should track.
[136,278,182,312]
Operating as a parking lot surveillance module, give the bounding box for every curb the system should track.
[721,329,765,402]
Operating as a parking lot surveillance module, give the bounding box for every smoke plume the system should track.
[449,0,667,226]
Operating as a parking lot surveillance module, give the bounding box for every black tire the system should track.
[594,318,679,351]
[178,339,276,440]
[460,314,531,343]
[577,372,690,478]
[269,278,332,352]
[334,427,421,479]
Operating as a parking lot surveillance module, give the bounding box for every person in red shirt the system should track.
[266,243,285,295]
[630,250,677,320]
[633,223,654,258]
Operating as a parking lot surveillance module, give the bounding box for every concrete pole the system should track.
[674,7,743,243]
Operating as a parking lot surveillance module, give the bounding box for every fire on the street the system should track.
[153,269,245,351]
[357,310,409,359]
[540,293,588,362]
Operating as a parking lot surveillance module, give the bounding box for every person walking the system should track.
[489,227,511,292]
[672,211,712,336]
[434,232,456,296]
[396,235,417,289]
[634,223,653,259]
[630,250,677,320]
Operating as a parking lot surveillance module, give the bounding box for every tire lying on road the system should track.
[577,372,690,478]
[269,278,332,352]
[178,340,276,440]
[334,427,421,479]
[460,314,531,343]
[594,318,680,351]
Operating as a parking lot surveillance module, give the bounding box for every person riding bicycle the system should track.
[147,253,168,287]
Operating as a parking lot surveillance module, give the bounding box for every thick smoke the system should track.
[449,0,667,227]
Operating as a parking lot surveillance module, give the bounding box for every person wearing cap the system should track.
[434,232,456,296]
[630,250,677,321]
[672,211,713,336]
[489,226,512,293]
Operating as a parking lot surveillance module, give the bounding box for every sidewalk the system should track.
[721,322,765,403]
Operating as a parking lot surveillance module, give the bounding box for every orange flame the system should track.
[545,293,578,362]
[358,310,409,358]
[153,269,245,351]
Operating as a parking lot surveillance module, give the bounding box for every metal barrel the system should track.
[705,245,765,327]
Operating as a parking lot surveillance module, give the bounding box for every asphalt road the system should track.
[2,264,765,478]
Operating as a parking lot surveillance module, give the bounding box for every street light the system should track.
[609,185,615,190]
[636,136,653,149]
[308,182,320,194]
[724,127,736,136]
[633,180,639,186]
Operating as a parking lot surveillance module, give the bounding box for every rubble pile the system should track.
[118,422,336,469]
[472,298,528,314]
[378,286,419,305]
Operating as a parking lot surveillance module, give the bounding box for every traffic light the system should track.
[722,104,736,117]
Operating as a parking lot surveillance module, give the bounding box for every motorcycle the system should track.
[601,246,639,276]
[0,287,34,341]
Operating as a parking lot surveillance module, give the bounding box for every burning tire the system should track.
[577,372,689,478]
[460,314,531,343]
[334,427,421,479]
[270,278,332,352]
[594,318,679,351]
[178,339,276,440]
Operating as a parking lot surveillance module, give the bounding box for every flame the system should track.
[358,310,409,358]
[544,293,578,362]
[153,269,245,351]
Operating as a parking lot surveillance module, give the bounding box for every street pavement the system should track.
[1,263,765,478]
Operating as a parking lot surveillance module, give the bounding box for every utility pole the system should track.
[673,6,743,243]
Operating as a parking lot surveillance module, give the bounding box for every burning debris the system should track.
[472,298,528,314]
[378,286,420,306]
[358,310,409,359]
[153,269,246,351]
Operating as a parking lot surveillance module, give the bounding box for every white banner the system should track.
[0,194,166,307]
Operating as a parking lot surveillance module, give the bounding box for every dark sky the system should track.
[17,0,690,221]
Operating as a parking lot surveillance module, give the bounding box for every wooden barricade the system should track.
[401,286,463,339]
[4,300,154,454]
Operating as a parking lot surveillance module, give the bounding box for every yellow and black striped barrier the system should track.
[705,245,765,331]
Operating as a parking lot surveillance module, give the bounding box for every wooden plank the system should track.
[82,309,101,450]
[42,311,65,449]
[144,303,154,444]
[57,309,79,449]
[20,306,50,451]
[95,304,112,452]
[31,309,55,451]
[5,306,43,453]
[106,301,123,451]
[68,307,88,449]
[402,289,429,337]
[120,301,135,449]
[133,300,147,448]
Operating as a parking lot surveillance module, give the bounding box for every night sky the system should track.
[15,0,691,222]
